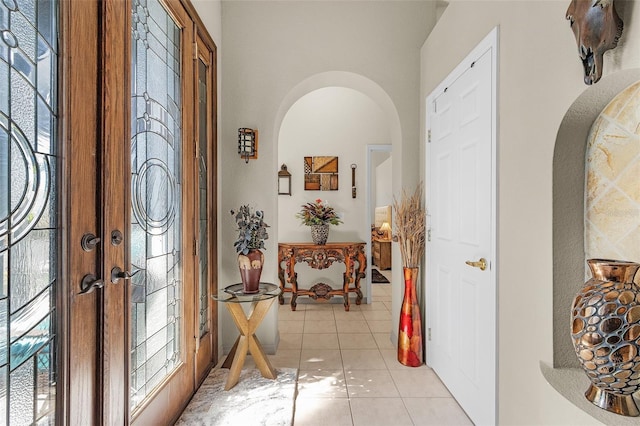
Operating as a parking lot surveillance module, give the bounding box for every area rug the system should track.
[371,268,390,283]
[176,367,298,425]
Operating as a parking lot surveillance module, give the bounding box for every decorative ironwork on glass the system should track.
[130,0,183,409]
[0,0,58,423]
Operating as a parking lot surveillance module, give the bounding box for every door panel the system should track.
[427,46,495,425]
[0,0,59,422]
[194,31,218,385]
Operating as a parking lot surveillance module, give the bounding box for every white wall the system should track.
[421,0,640,424]
[221,1,436,352]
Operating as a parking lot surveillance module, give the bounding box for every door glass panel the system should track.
[197,59,208,338]
[130,0,182,409]
[0,0,58,424]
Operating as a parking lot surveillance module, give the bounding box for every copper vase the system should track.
[398,267,423,366]
[571,259,640,416]
[237,249,264,294]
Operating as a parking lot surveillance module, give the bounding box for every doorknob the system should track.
[111,266,135,284]
[465,258,487,271]
[80,274,105,294]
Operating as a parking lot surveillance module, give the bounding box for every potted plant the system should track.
[231,205,269,293]
[296,198,342,245]
[392,182,426,367]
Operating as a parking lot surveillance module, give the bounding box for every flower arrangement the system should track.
[393,183,426,268]
[296,199,343,226]
[230,205,269,255]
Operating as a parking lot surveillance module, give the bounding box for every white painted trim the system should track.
[366,144,392,303]
[424,25,499,424]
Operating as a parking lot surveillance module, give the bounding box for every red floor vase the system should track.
[398,266,423,366]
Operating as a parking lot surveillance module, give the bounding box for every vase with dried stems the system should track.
[393,182,426,367]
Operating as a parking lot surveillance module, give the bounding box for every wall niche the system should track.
[546,70,640,424]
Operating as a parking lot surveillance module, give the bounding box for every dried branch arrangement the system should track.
[393,182,426,268]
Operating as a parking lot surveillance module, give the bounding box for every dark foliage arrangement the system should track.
[231,205,269,255]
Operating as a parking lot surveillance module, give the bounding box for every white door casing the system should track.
[426,27,498,426]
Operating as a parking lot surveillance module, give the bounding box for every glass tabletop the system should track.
[212,282,281,303]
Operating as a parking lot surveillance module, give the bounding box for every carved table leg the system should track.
[290,292,298,311]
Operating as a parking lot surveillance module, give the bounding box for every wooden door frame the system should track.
[424,26,499,424]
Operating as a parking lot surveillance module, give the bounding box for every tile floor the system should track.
[266,268,473,426]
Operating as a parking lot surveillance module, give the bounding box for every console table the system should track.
[277,242,366,311]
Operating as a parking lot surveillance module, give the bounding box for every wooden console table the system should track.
[277,242,366,311]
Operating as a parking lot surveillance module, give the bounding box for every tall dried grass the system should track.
[393,182,426,268]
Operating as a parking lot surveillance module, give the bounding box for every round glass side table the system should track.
[212,282,281,390]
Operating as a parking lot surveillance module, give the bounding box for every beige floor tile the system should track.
[349,397,413,426]
[280,320,304,334]
[303,320,337,334]
[278,333,303,350]
[278,308,305,321]
[294,397,353,426]
[304,302,336,311]
[334,310,365,321]
[305,310,336,321]
[373,333,395,350]
[338,333,377,350]
[280,299,307,310]
[382,301,393,311]
[333,302,361,311]
[390,368,452,398]
[345,369,400,398]
[336,320,369,333]
[362,310,391,321]
[268,349,300,369]
[366,320,391,333]
[302,333,339,350]
[300,349,343,370]
[341,349,386,370]
[297,369,348,398]
[403,397,473,425]
[358,302,389,311]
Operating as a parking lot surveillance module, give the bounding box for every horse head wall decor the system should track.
[566,0,623,85]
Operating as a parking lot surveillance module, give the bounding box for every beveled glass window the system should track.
[0,0,58,423]
[130,0,183,409]
[197,58,209,338]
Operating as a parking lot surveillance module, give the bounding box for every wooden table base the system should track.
[221,298,277,390]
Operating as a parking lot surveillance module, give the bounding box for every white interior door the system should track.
[426,29,497,426]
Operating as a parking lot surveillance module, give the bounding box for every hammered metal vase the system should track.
[311,224,329,245]
[398,267,423,366]
[571,259,640,416]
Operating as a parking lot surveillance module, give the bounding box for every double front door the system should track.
[0,0,217,423]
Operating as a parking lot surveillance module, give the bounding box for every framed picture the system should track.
[304,156,338,191]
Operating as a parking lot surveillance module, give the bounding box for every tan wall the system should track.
[421,0,640,424]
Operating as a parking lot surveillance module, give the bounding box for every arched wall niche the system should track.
[553,68,640,369]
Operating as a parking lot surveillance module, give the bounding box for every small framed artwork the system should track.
[304,156,338,191]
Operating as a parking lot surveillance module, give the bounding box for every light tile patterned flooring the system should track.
[267,269,473,426]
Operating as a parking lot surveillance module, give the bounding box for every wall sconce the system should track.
[380,221,391,240]
[238,128,258,163]
[278,164,292,195]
